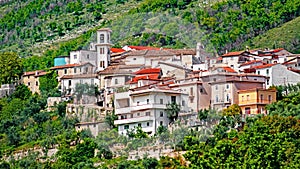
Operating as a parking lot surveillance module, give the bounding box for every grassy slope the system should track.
[243,16,300,53]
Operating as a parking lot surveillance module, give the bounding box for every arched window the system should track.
[100,34,104,43]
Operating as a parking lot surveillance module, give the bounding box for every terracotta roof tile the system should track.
[166,49,196,55]
[223,67,236,73]
[251,63,276,69]
[51,63,80,69]
[111,48,126,53]
[129,74,160,84]
[128,46,162,50]
[23,70,46,76]
[222,51,245,57]
[134,68,161,75]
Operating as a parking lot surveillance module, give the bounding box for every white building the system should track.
[69,50,97,67]
[253,64,300,88]
[114,86,189,136]
[95,28,112,71]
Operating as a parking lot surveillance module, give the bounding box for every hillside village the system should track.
[18,28,300,137]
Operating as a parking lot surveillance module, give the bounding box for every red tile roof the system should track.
[223,67,236,73]
[111,48,125,53]
[129,74,160,84]
[222,51,245,57]
[251,63,276,69]
[272,48,284,53]
[23,70,45,76]
[51,63,80,70]
[128,46,162,50]
[134,68,161,75]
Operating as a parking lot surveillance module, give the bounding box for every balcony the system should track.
[115,106,131,115]
[114,116,153,125]
[131,103,166,112]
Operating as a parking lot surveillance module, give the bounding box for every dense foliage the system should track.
[2,0,300,62]
[0,84,77,159]
[195,0,300,54]
[0,52,23,85]
[0,0,106,57]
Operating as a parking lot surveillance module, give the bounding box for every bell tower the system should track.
[96,28,112,71]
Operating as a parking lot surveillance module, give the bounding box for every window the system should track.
[160,121,163,126]
[115,78,118,85]
[160,111,164,117]
[36,81,38,86]
[99,48,105,54]
[64,69,67,74]
[147,99,149,104]
[260,94,263,102]
[266,69,269,75]
[226,84,229,89]
[171,96,176,103]
[87,54,89,59]
[146,112,150,116]
[268,95,272,103]
[137,101,140,105]
[146,122,150,127]
[100,34,104,43]
[242,96,244,102]
[182,100,185,106]
[267,80,269,85]
[137,113,140,116]
[74,54,77,59]
[190,87,194,96]
[124,125,129,130]
[226,94,230,102]
[257,71,260,75]
[133,58,136,60]
[121,115,127,119]
[80,80,83,84]
[131,114,133,118]
[74,68,77,73]
[160,99,163,104]
[216,95,219,102]
[138,123,141,127]
[245,107,251,114]
[68,80,71,86]
[91,79,94,85]
[215,85,218,90]
[28,82,30,86]
[107,34,110,42]
[247,95,250,101]
[200,88,203,93]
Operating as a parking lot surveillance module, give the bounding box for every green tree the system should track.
[0,52,23,85]
[39,70,59,96]
[105,110,118,129]
[165,102,180,124]
[222,104,242,116]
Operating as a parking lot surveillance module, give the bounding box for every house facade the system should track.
[238,88,277,114]
[114,87,189,136]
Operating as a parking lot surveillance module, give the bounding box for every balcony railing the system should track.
[114,116,153,125]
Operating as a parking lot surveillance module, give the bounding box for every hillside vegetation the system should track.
[1,0,300,67]
[243,16,300,54]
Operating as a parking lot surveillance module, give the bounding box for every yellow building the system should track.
[22,70,47,94]
[238,88,276,114]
